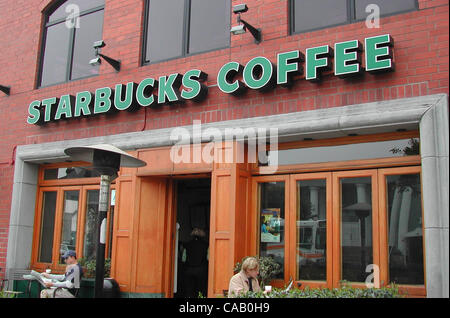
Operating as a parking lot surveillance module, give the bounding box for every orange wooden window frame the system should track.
[250,166,426,296]
[32,162,116,273]
[250,175,290,288]
[377,166,426,297]
[289,172,333,289]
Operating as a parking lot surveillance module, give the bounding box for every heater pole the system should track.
[94,174,112,298]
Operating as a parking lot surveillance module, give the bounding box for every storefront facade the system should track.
[0,0,448,298]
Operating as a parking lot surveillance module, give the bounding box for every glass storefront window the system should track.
[258,182,285,279]
[386,173,424,285]
[44,167,100,180]
[59,190,80,263]
[296,180,327,281]
[263,138,420,166]
[38,191,58,263]
[340,177,373,283]
[83,190,99,260]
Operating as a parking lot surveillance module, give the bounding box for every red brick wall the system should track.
[0,0,448,280]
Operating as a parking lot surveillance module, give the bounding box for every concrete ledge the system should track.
[15,94,443,163]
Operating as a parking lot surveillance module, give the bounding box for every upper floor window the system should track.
[143,0,231,64]
[39,0,105,88]
[291,0,418,34]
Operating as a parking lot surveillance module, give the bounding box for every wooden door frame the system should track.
[377,166,426,297]
[250,174,290,287]
[289,172,333,289]
[167,175,212,298]
[331,169,380,288]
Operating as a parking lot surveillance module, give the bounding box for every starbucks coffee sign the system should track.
[27,34,394,125]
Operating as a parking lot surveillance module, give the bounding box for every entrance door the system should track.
[173,178,211,298]
[289,172,332,289]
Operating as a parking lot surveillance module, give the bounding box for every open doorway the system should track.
[173,177,211,298]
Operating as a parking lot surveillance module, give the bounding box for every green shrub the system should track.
[78,258,111,278]
[0,290,17,298]
[235,283,402,298]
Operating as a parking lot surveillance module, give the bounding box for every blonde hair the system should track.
[241,257,259,272]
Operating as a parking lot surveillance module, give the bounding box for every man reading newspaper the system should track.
[39,250,83,298]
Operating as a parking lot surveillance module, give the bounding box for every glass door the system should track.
[378,166,425,296]
[332,170,380,288]
[289,173,332,288]
[252,175,290,284]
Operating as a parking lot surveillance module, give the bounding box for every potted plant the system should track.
[77,258,118,298]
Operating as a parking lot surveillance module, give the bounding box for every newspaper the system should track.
[23,270,58,288]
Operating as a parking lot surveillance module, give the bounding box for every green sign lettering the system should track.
[27,100,43,125]
[243,56,276,91]
[54,95,74,120]
[158,73,183,104]
[75,91,93,117]
[42,97,58,123]
[365,34,394,73]
[115,82,138,111]
[217,61,247,96]
[94,87,113,114]
[306,45,333,82]
[26,34,395,125]
[136,78,157,107]
[335,40,363,77]
[277,50,304,87]
[181,70,208,102]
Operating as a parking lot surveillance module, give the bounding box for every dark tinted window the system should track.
[40,22,71,87]
[355,0,417,20]
[39,0,104,87]
[38,191,57,263]
[292,0,418,34]
[71,10,104,80]
[144,0,230,64]
[189,0,230,54]
[292,0,348,33]
[43,167,101,180]
[145,0,185,63]
[386,173,424,285]
[49,0,105,22]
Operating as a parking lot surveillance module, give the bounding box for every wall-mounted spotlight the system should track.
[89,40,121,72]
[0,85,10,95]
[230,4,262,44]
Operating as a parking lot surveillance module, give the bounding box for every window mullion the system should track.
[66,25,76,81]
[183,0,192,56]
[348,0,356,23]
[51,189,64,269]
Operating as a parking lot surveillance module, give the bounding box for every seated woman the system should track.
[228,257,261,297]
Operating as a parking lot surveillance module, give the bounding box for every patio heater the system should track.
[64,144,146,298]
[344,202,371,281]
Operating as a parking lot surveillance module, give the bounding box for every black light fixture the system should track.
[64,144,146,298]
[230,4,262,44]
[0,85,10,95]
[89,40,121,72]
